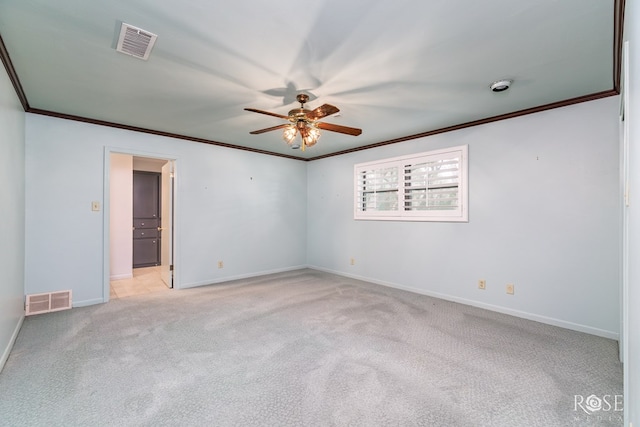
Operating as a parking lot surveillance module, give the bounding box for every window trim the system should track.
[354,145,468,222]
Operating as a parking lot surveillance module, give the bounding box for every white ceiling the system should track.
[0,0,620,160]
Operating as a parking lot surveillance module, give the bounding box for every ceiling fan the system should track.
[245,94,362,151]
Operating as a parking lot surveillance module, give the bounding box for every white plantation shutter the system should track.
[355,145,468,222]
[356,165,399,214]
[403,152,461,212]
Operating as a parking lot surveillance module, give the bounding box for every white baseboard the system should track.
[110,273,133,281]
[180,265,309,289]
[0,314,24,373]
[309,266,619,341]
[73,298,105,308]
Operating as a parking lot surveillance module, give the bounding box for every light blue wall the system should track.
[24,96,623,340]
[25,115,307,305]
[17,77,634,414]
[624,0,640,420]
[307,96,621,339]
[0,62,25,370]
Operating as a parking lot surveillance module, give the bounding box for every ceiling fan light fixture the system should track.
[490,79,513,92]
[246,93,361,152]
[283,125,297,144]
[304,126,321,148]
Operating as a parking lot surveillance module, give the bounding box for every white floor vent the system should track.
[26,291,72,316]
[116,23,158,60]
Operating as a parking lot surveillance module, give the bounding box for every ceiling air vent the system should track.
[116,23,157,60]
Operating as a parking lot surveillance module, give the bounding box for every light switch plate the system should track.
[91,201,100,211]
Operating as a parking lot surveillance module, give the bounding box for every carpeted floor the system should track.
[0,269,623,426]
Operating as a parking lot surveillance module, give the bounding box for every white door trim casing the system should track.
[620,40,630,426]
[160,161,174,288]
[102,146,180,302]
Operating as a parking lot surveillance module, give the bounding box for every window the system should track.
[354,145,468,222]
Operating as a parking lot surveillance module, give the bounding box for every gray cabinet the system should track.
[133,172,161,268]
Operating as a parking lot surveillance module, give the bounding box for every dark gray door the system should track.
[133,171,161,268]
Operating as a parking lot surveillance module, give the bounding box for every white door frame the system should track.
[102,146,180,302]
[620,41,630,424]
[160,161,174,288]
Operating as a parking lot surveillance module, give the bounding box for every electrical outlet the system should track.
[91,201,100,211]
[506,284,514,295]
[350,258,355,266]
[217,261,224,269]
[478,280,486,290]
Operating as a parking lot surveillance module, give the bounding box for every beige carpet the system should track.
[0,269,623,426]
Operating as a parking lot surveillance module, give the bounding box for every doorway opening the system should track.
[106,152,176,300]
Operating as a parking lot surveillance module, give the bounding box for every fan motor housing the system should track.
[289,108,311,121]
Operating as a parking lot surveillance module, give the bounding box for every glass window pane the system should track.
[355,145,467,221]
[365,190,398,211]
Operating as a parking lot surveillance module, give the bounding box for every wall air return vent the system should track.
[26,291,72,316]
[116,23,157,60]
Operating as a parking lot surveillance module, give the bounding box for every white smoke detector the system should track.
[490,79,513,92]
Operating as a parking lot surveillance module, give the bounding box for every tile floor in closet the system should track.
[110,266,170,299]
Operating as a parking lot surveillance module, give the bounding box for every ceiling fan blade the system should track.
[249,124,291,135]
[306,104,340,121]
[316,121,362,136]
[244,108,290,120]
